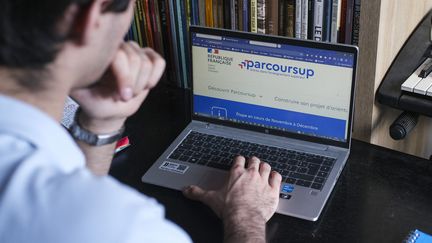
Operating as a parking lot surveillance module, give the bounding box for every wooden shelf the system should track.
[353,0,432,158]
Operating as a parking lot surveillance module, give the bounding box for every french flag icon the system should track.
[208,48,219,54]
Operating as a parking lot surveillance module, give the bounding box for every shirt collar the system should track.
[0,94,85,172]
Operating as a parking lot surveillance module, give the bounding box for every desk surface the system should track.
[111,86,432,243]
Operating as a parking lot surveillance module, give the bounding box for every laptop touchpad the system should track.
[198,171,228,191]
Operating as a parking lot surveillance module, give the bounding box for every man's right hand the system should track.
[183,156,282,243]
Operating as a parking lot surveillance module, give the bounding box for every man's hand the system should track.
[71,41,166,134]
[183,156,282,243]
[70,41,165,175]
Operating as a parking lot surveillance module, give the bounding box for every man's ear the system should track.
[69,0,107,46]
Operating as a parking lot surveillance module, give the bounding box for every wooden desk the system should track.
[111,86,432,243]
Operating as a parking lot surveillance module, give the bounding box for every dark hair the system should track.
[0,0,131,87]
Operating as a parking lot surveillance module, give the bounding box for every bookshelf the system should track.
[354,0,432,159]
[129,0,432,159]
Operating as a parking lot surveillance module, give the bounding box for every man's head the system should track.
[0,0,134,90]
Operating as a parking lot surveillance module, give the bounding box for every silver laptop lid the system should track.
[189,26,358,149]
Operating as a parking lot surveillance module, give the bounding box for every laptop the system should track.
[142,26,358,221]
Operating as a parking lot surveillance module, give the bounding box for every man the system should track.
[0,0,282,242]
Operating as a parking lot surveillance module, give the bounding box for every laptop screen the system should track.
[190,27,356,145]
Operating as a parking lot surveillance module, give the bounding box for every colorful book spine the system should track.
[230,0,238,30]
[300,0,308,39]
[242,0,249,31]
[330,0,339,42]
[266,0,279,35]
[322,0,332,41]
[295,0,302,38]
[257,0,266,33]
[338,0,347,43]
[168,0,182,87]
[212,0,218,27]
[313,0,324,41]
[205,0,214,27]
[250,0,258,32]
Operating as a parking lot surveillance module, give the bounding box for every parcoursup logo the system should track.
[239,59,315,79]
[207,48,233,65]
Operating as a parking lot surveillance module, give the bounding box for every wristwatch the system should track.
[69,110,125,146]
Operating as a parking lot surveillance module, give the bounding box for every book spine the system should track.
[168,0,182,87]
[237,0,243,31]
[190,0,198,25]
[137,0,147,46]
[224,0,232,28]
[159,0,172,82]
[257,0,266,33]
[295,0,301,38]
[330,0,338,42]
[286,0,295,37]
[242,0,249,31]
[251,0,258,32]
[278,0,286,36]
[198,0,206,25]
[338,0,346,43]
[351,0,361,45]
[205,0,214,27]
[344,0,354,44]
[300,0,308,39]
[307,0,314,39]
[212,0,218,27]
[266,0,279,35]
[144,0,154,48]
[230,0,238,30]
[323,0,332,41]
[313,0,323,41]
[218,0,224,28]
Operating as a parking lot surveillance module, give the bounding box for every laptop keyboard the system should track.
[168,131,336,190]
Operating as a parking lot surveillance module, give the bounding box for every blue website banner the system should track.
[194,95,347,141]
[192,33,355,68]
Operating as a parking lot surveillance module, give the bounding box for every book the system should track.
[250,0,258,33]
[344,0,354,44]
[295,0,302,38]
[212,0,218,27]
[313,0,324,41]
[237,0,243,31]
[242,0,249,31]
[404,229,432,243]
[198,0,206,26]
[223,0,232,29]
[338,0,347,43]
[167,0,182,87]
[307,0,314,39]
[230,0,238,30]
[266,0,279,35]
[322,0,332,42]
[351,0,361,45]
[300,0,308,39]
[286,0,295,37]
[330,0,339,42]
[217,0,224,28]
[257,0,266,33]
[205,0,214,27]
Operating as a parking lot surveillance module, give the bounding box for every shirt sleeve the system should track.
[22,165,191,243]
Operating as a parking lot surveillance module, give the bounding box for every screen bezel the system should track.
[189,26,358,149]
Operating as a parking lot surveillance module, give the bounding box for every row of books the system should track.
[126,0,361,88]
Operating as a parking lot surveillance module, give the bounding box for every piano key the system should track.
[414,76,432,95]
[426,84,432,97]
[420,61,432,78]
[401,58,432,92]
